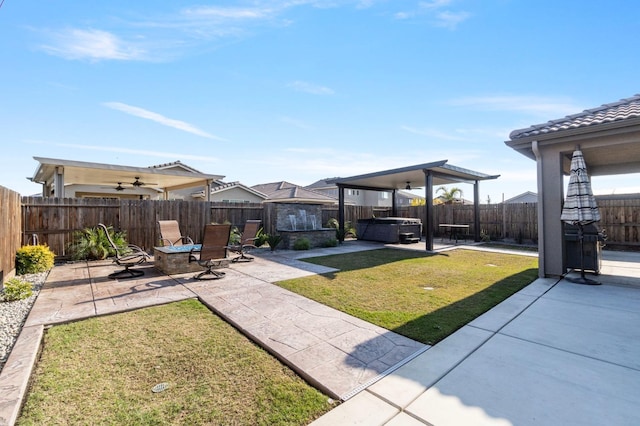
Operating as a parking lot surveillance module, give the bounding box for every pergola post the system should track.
[474,180,480,242]
[392,189,397,216]
[424,170,434,251]
[338,184,345,235]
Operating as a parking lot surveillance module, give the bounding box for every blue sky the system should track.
[2,0,639,202]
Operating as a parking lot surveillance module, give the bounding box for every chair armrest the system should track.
[182,236,194,245]
[126,244,149,258]
[225,244,243,254]
[160,238,174,246]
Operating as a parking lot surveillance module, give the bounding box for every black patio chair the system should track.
[98,223,150,279]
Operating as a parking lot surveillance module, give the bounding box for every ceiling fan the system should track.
[99,182,130,191]
[131,177,158,187]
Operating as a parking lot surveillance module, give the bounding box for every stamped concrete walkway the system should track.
[0,240,425,425]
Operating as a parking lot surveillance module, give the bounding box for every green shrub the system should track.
[326,218,356,243]
[265,234,282,251]
[322,238,338,248]
[16,244,55,274]
[293,238,311,251]
[2,278,33,302]
[253,227,268,248]
[68,226,127,260]
[229,226,241,245]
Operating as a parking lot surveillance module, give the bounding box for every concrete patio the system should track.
[1,240,639,425]
[312,248,640,425]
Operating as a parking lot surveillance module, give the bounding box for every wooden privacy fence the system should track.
[21,198,263,258]
[1,186,22,283]
[14,196,640,260]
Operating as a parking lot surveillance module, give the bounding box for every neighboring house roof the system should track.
[397,190,424,200]
[252,181,337,204]
[190,181,268,200]
[305,178,341,190]
[510,94,640,140]
[503,191,537,204]
[149,160,206,174]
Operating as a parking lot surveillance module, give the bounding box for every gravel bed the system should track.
[0,271,49,373]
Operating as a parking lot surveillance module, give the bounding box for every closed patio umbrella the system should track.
[561,148,601,285]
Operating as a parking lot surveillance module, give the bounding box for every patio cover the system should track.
[328,161,499,251]
[29,157,224,200]
[506,94,640,278]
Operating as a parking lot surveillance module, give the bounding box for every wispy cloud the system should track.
[103,102,226,141]
[420,0,453,9]
[181,6,272,20]
[434,11,470,29]
[36,1,398,61]
[287,81,335,95]
[280,116,314,130]
[51,142,220,162]
[401,125,468,141]
[401,125,512,142]
[40,28,146,61]
[395,0,470,29]
[449,95,585,117]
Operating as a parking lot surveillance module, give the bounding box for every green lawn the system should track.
[277,248,538,345]
[18,299,333,425]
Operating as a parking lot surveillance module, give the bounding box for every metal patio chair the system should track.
[189,224,232,280]
[158,220,194,247]
[98,223,150,279]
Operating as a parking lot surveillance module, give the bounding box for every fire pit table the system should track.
[154,244,205,275]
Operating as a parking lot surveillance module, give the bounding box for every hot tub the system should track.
[356,217,422,243]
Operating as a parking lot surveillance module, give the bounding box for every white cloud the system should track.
[401,125,468,141]
[280,116,314,130]
[434,11,470,29]
[449,95,585,118]
[287,81,335,95]
[103,102,226,141]
[40,28,145,61]
[181,6,271,20]
[419,0,452,9]
[394,0,470,29]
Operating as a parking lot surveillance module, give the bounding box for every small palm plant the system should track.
[436,186,464,204]
[68,225,128,260]
[326,218,356,243]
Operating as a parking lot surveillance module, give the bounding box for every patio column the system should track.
[392,189,397,216]
[54,166,64,198]
[534,141,565,278]
[473,180,480,242]
[338,184,345,235]
[424,170,434,251]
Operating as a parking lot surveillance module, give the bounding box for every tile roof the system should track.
[251,181,337,203]
[509,94,640,140]
[210,181,268,198]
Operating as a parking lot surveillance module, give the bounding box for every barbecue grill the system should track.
[564,223,606,274]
